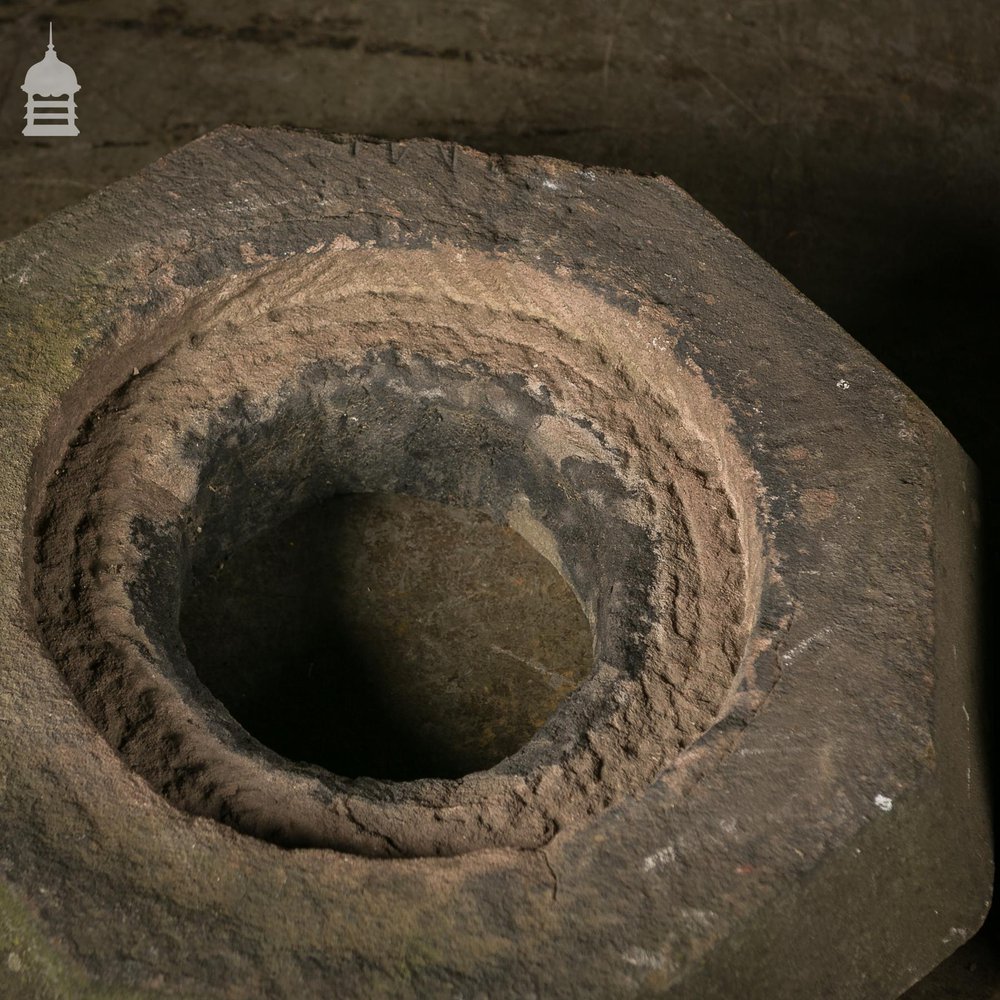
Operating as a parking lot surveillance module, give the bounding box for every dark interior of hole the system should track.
[131,348,659,782]
[179,492,594,781]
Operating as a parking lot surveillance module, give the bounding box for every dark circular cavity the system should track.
[124,348,659,795]
[178,491,594,782]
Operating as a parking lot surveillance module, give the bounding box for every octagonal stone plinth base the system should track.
[0,127,991,999]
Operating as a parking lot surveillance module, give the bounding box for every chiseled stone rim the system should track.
[30,247,764,858]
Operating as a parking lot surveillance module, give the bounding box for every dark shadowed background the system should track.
[0,2,996,995]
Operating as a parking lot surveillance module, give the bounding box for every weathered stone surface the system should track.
[0,127,991,997]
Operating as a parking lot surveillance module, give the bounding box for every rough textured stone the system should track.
[0,127,991,997]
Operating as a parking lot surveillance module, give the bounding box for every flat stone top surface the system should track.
[0,127,990,999]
